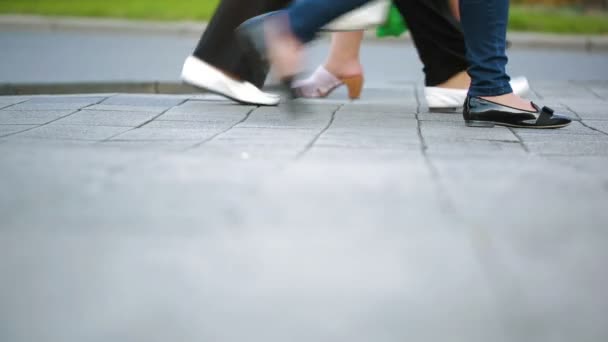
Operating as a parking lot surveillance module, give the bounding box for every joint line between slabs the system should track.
[507,128,530,153]
[0,98,30,111]
[184,106,257,151]
[97,98,189,143]
[564,104,608,137]
[0,95,112,138]
[295,104,341,160]
[414,84,455,213]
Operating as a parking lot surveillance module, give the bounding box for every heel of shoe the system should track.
[341,75,364,100]
[466,120,495,128]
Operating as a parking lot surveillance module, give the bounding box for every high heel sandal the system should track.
[293,66,364,100]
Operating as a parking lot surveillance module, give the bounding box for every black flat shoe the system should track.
[236,12,300,102]
[463,96,572,129]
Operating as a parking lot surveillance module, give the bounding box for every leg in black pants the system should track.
[393,0,468,87]
[192,0,290,88]
[193,0,465,89]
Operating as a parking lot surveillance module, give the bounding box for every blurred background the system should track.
[0,0,606,34]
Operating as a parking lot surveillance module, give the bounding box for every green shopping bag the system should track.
[376,5,407,38]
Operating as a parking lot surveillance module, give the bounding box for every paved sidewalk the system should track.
[1,81,607,342]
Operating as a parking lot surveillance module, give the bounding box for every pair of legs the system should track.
[237,0,570,127]
[190,0,468,93]
[244,0,531,110]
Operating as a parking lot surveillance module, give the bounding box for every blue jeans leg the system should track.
[460,0,513,97]
[286,0,372,43]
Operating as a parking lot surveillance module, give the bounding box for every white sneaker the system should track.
[424,76,530,109]
[181,56,280,106]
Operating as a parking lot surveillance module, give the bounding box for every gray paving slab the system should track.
[110,127,221,141]
[0,124,37,137]
[525,140,608,155]
[512,121,598,135]
[238,105,334,130]
[425,139,528,157]
[418,111,463,122]
[7,96,107,110]
[1,82,608,342]
[420,120,520,142]
[0,109,75,125]
[316,127,420,149]
[87,94,188,113]
[582,120,608,134]
[55,109,158,127]
[430,156,608,342]
[11,124,129,141]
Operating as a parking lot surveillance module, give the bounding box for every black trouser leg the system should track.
[394,0,469,86]
[192,0,290,88]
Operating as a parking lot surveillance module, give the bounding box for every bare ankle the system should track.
[480,93,536,111]
[436,71,471,89]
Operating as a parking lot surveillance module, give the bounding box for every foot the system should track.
[292,64,364,99]
[263,14,303,82]
[181,56,279,106]
[480,93,535,112]
[236,12,303,101]
[425,74,530,110]
[463,95,572,129]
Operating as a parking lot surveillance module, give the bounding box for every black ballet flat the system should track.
[463,96,572,129]
[236,12,301,109]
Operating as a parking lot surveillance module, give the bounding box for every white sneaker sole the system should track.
[425,76,531,109]
[181,56,280,106]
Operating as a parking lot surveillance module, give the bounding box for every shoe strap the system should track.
[536,106,555,125]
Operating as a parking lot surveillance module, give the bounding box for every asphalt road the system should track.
[1,29,608,84]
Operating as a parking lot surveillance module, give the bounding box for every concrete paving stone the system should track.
[516,131,608,143]
[582,120,608,134]
[565,103,608,121]
[195,145,302,161]
[110,127,221,141]
[0,109,74,125]
[431,157,608,341]
[239,107,332,129]
[418,112,463,122]
[98,94,186,107]
[143,120,234,130]
[24,95,107,104]
[0,228,502,342]
[168,99,256,114]
[303,146,424,163]
[11,124,129,141]
[86,104,171,113]
[0,95,31,103]
[0,124,37,137]
[331,111,418,129]
[531,82,600,100]
[339,102,418,114]
[7,96,106,111]
[261,103,340,115]
[0,98,28,109]
[97,140,196,151]
[158,109,247,124]
[54,109,158,127]
[540,155,608,175]
[316,128,420,149]
[207,127,316,148]
[425,139,527,157]
[420,120,519,142]
[525,140,608,156]
[511,121,597,135]
[86,94,186,113]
